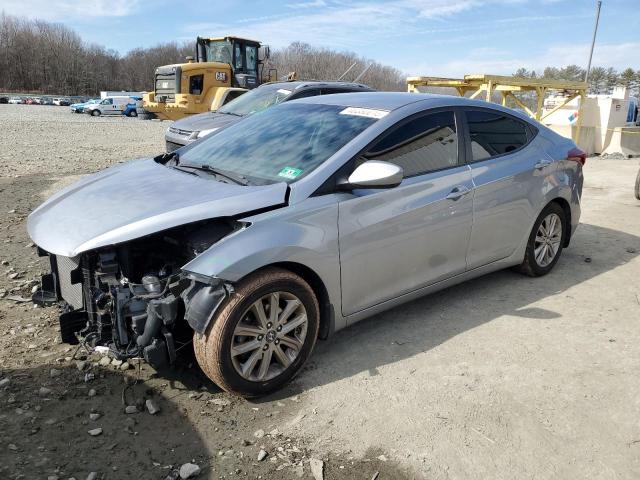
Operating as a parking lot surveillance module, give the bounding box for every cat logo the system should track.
[215,72,227,82]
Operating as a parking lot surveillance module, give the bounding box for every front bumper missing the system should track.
[181,278,233,334]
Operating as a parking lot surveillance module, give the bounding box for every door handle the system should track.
[446,185,471,201]
[534,159,552,170]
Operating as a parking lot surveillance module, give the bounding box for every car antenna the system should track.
[353,63,372,83]
[337,62,357,81]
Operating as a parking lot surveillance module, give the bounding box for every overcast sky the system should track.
[2,0,638,77]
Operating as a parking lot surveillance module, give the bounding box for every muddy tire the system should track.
[635,168,640,200]
[194,267,319,397]
[517,202,566,277]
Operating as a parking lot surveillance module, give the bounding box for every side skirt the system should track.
[343,256,522,327]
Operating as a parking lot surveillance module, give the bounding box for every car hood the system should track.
[172,111,241,132]
[28,158,288,257]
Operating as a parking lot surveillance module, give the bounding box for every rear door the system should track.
[339,109,474,315]
[462,108,544,269]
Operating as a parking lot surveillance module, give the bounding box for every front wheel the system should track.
[194,268,319,397]
[518,202,566,277]
[634,168,640,200]
[90,109,100,116]
[128,110,138,117]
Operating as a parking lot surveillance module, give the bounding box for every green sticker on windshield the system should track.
[278,166,303,179]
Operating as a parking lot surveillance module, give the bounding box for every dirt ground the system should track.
[0,104,639,480]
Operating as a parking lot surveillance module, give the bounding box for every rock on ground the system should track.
[310,458,324,480]
[179,462,201,479]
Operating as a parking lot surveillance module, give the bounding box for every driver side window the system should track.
[363,111,459,177]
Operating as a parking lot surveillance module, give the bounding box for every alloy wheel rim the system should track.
[231,291,308,382]
[534,213,562,268]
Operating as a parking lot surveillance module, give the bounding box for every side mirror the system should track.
[343,160,403,189]
[259,45,270,62]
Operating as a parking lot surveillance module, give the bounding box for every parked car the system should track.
[164,81,374,152]
[122,97,143,117]
[58,98,72,106]
[85,96,134,116]
[70,98,99,113]
[28,93,585,396]
[41,97,54,106]
[0,96,8,104]
[25,97,36,105]
[8,97,23,104]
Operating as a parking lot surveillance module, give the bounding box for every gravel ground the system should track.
[0,104,168,178]
[0,104,639,479]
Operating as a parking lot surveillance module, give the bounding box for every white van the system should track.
[85,96,132,116]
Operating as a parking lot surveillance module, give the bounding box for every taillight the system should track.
[567,147,586,166]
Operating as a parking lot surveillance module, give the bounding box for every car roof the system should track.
[261,80,373,91]
[293,91,536,121]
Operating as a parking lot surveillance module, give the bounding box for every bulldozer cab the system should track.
[196,36,263,89]
[143,35,269,121]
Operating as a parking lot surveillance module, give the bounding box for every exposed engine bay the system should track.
[35,220,241,368]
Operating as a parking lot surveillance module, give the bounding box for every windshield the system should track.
[179,103,378,184]
[204,40,233,64]
[218,84,293,116]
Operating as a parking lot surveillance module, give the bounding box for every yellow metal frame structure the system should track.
[407,74,588,143]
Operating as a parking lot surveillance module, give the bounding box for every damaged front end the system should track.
[34,220,238,369]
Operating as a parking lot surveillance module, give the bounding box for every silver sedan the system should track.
[28,93,585,396]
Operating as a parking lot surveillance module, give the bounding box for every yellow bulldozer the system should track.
[142,36,272,121]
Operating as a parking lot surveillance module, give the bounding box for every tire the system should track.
[194,267,319,397]
[138,112,157,120]
[128,110,138,117]
[635,168,640,201]
[90,109,100,116]
[518,202,566,277]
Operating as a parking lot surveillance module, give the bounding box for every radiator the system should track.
[55,255,83,310]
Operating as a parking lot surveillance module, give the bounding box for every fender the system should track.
[181,194,348,332]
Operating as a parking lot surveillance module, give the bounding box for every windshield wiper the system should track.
[180,164,250,186]
[220,111,242,117]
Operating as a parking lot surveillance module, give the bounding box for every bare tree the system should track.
[265,42,405,91]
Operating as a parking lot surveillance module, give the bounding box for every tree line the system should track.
[0,13,404,94]
[513,66,640,96]
[1,12,638,97]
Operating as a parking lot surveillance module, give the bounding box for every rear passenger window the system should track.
[466,110,528,161]
[321,88,356,94]
[364,111,458,177]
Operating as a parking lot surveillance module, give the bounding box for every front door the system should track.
[338,110,474,316]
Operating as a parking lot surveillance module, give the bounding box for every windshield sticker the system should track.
[277,89,292,95]
[340,107,389,119]
[278,166,303,179]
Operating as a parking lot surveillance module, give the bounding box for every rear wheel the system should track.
[634,168,640,200]
[128,109,138,117]
[194,268,319,397]
[518,202,566,277]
